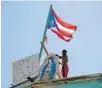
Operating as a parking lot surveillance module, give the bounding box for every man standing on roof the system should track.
[56,49,69,78]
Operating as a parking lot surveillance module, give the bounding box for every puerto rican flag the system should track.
[47,8,77,42]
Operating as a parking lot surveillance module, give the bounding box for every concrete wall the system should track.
[12,73,102,88]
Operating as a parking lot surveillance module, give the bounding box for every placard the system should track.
[12,53,40,85]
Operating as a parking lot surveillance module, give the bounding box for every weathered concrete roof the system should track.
[32,73,102,88]
[10,73,102,88]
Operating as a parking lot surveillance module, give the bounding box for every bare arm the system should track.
[56,54,62,59]
[65,55,68,64]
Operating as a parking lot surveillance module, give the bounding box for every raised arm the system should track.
[56,54,62,59]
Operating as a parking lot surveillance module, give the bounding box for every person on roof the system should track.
[56,49,69,78]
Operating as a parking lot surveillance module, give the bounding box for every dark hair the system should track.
[62,49,67,53]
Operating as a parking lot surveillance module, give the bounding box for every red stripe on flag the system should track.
[51,29,71,42]
[52,9,77,30]
[56,24,73,38]
[58,29,73,38]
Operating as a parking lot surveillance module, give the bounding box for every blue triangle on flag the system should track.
[47,10,56,28]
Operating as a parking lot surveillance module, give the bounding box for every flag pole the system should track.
[39,5,52,60]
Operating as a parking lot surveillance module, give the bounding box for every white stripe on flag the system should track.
[63,36,72,40]
[55,18,74,34]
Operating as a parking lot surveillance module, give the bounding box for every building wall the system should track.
[56,80,102,88]
[14,80,102,88]
[13,74,102,88]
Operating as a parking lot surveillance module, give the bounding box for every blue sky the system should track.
[1,1,102,88]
